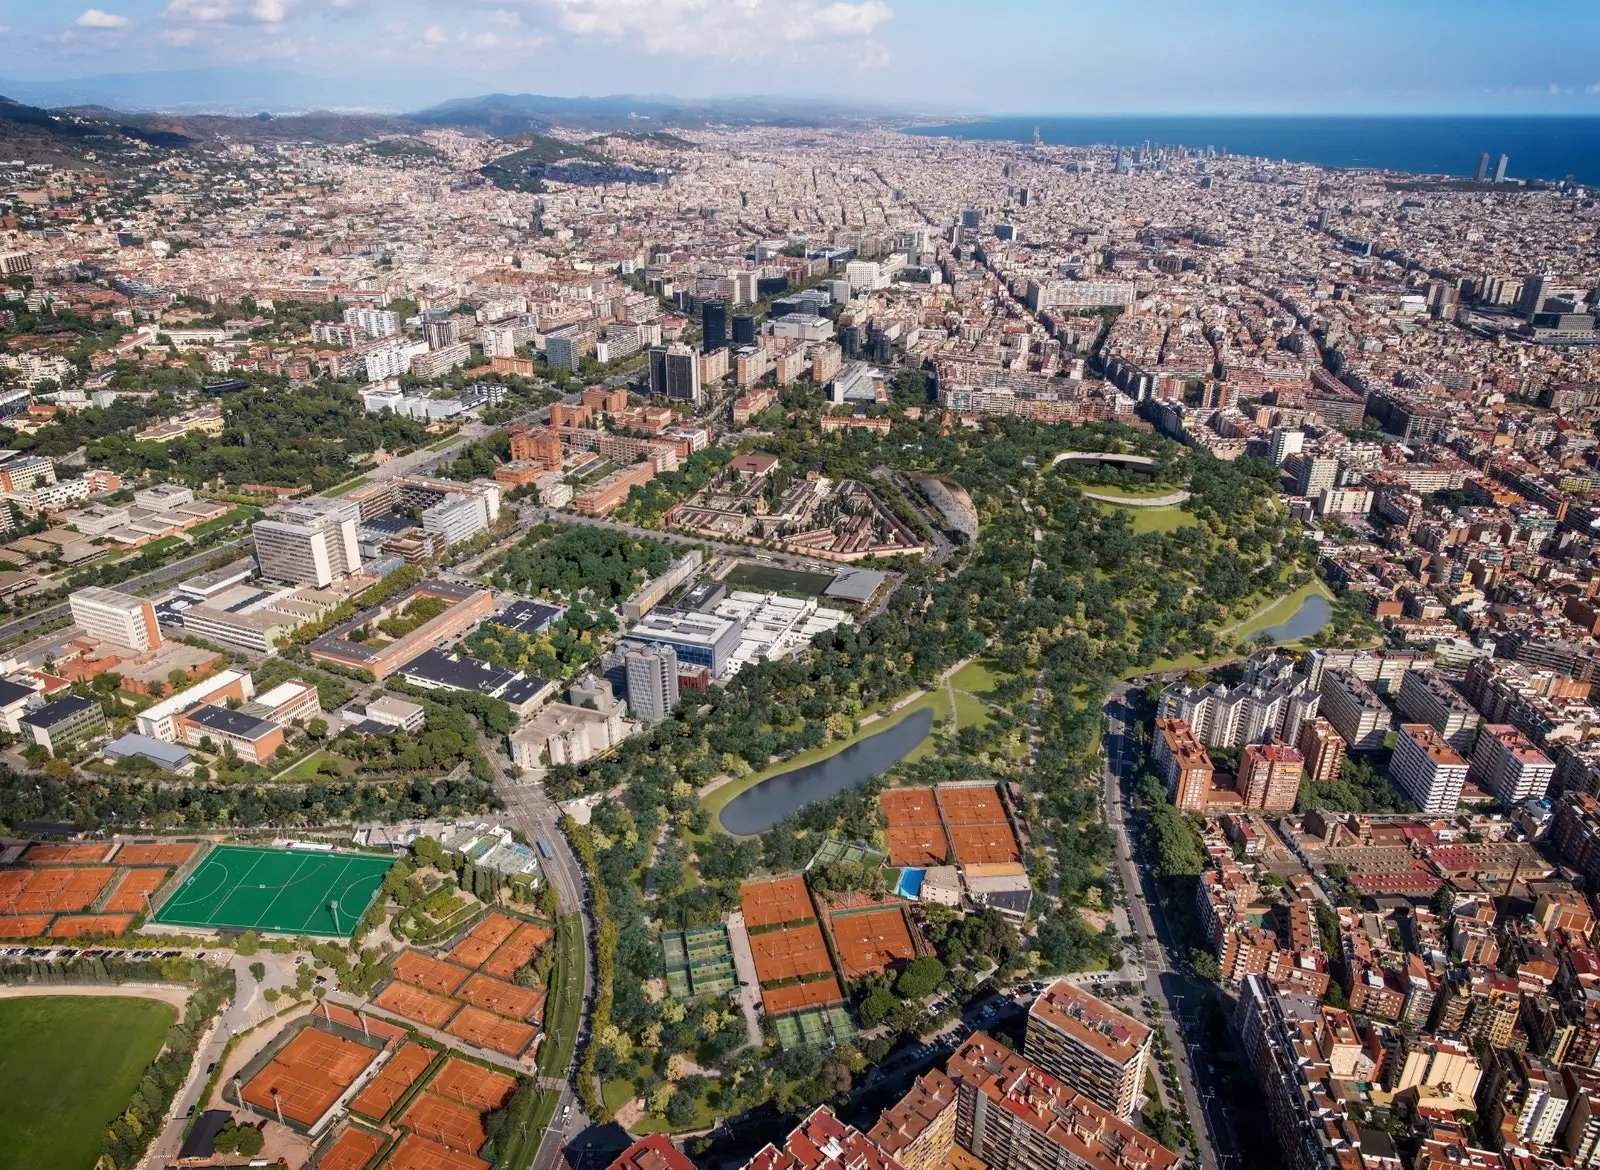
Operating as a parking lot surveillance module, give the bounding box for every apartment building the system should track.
[1296,717,1347,786]
[1317,667,1393,751]
[1469,723,1555,804]
[1024,980,1151,1120]
[1396,668,1481,753]
[1389,723,1469,815]
[1152,718,1213,811]
[69,586,162,653]
[1239,741,1304,812]
[865,1072,957,1170]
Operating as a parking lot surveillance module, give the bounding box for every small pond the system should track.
[1256,593,1333,643]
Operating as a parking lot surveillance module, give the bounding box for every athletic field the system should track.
[151,845,393,937]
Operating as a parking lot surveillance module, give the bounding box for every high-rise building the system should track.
[1152,718,1213,811]
[1494,153,1510,184]
[732,313,758,345]
[1389,723,1468,815]
[69,586,162,652]
[648,344,702,405]
[252,502,361,588]
[1396,668,1481,753]
[1317,668,1392,751]
[1474,152,1490,182]
[1296,717,1346,787]
[1268,427,1305,467]
[1024,980,1151,1119]
[343,307,400,338]
[1290,455,1339,498]
[1469,723,1555,805]
[701,300,728,351]
[1240,741,1304,812]
[625,645,680,725]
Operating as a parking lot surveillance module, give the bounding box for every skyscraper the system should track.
[252,502,361,588]
[1494,153,1510,184]
[649,344,702,405]
[1474,152,1490,182]
[701,300,728,351]
[731,313,758,345]
[625,646,680,724]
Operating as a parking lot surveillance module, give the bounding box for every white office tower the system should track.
[625,645,680,724]
[252,501,361,588]
[69,586,162,652]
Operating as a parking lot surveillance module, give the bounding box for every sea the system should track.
[900,116,1600,186]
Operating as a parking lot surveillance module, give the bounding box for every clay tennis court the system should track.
[317,1126,387,1170]
[458,973,544,1023]
[831,906,916,977]
[322,1003,407,1042]
[750,922,834,984]
[104,868,170,913]
[445,1005,535,1056]
[115,842,198,866]
[740,875,815,929]
[386,1134,489,1170]
[241,1026,379,1127]
[481,922,552,979]
[761,976,845,1015]
[25,843,114,864]
[1,867,115,914]
[935,785,1008,824]
[351,1042,434,1120]
[0,915,52,938]
[886,826,948,866]
[429,1059,516,1111]
[946,823,1020,865]
[51,914,134,938]
[401,1093,487,1153]
[376,982,461,1030]
[393,950,471,996]
[881,787,942,825]
[448,913,518,968]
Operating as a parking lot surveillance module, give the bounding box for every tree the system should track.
[1431,885,1456,919]
[895,956,946,999]
[235,930,260,956]
[666,1089,697,1128]
[859,985,898,1027]
[307,717,329,740]
[249,961,266,982]
[235,1126,264,1157]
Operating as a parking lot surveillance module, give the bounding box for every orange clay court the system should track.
[0,867,115,914]
[376,982,461,1030]
[104,868,170,913]
[886,826,948,867]
[831,906,916,977]
[0,915,53,938]
[749,922,835,984]
[401,1092,487,1153]
[458,973,545,1023]
[321,1003,407,1042]
[317,1127,387,1170]
[114,842,197,866]
[761,977,845,1015]
[445,1006,535,1057]
[429,1059,516,1111]
[393,950,471,996]
[351,1042,434,1120]
[740,875,814,930]
[481,922,552,979]
[24,844,114,864]
[946,822,1020,865]
[387,1133,489,1170]
[935,785,1009,824]
[51,914,134,938]
[881,787,942,826]
[448,913,518,968]
[241,1026,379,1127]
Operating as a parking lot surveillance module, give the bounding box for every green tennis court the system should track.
[151,845,394,937]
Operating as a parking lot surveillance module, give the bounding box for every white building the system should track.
[422,491,492,547]
[344,307,401,338]
[69,587,162,652]
[1389,723,1468,815]
[253,503,361,587]
[1469,723,1555,804]
[136,670,256,742]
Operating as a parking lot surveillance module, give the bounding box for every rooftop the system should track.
[1030,980,1152,1065]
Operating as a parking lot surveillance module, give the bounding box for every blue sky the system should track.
[1,0,1598,114]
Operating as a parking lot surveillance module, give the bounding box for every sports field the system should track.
[151,845,393,937]
[0,995,176,1170]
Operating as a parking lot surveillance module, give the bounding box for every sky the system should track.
[2,0,1600,115]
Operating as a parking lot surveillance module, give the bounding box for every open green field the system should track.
[190,506,261,536]
[1093,501,1196,536]
[949,658,1008,696]
[272,749,355,784]
[0,995,176,1170]
[319,476,371,498]
[151,845,393,937]
[722,563,837,596]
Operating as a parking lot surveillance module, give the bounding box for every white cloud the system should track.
[486,9,523,26]
[162,0,294,24]
[161,26,199,43]
[422,24,448,44]
[76,8,133,27]
[527,0,894,61]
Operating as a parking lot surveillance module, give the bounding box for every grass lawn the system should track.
[950,687,994,732]
[723,562,837,596]
[949,658,1008,697]
[425,433,464,451]
[319,476,372,498]
[190,506,260,536]
[1227,579,1333,641]
[273,749,353,783]
[631,1079,722,1135]
[0,995,176,1170]
[602,1078,636,1116]
[1094,501,1195,536]
[537,913,585,1080]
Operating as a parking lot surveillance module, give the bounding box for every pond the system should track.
[718,706,935,836]
[1257,592,1333,643]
